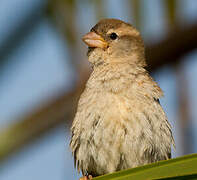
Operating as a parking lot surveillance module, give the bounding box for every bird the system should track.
[70,18,174,180]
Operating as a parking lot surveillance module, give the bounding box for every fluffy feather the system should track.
[70,19,174,177]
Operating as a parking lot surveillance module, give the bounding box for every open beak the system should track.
[82,32,108,49]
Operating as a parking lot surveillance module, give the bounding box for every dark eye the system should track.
[110,32,118,40]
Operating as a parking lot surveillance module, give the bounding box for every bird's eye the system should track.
[110,33,118,40]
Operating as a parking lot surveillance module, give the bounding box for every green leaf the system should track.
[94,153,197,180]
[159,173,197,180]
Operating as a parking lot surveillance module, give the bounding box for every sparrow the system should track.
[70,19,174,180]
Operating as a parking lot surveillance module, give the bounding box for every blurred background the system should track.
[0,0,197,179]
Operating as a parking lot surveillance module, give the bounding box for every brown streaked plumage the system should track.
[70,19,174,179]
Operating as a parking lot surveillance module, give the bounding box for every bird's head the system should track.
[82,19,146,67]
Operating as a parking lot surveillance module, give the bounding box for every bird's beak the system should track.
[82,32,108,49]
